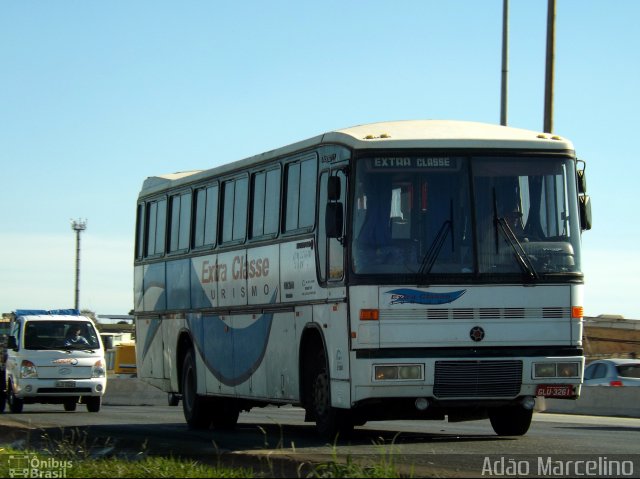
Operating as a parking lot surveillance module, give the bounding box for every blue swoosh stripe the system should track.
[387,288,466,305]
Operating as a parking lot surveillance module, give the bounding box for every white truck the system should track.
[0,309,106,413]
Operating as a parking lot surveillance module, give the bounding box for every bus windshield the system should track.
[352,155,582,278]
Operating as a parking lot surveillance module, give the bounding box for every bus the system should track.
[134,120,592,438]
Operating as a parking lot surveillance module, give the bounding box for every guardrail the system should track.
[538,387,640,418]
[103,377,640,418]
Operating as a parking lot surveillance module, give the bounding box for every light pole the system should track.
[500,0,509,126]
[71,219,87,310]
[543,0,556,133]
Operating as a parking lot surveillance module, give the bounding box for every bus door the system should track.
[318,167,352,391]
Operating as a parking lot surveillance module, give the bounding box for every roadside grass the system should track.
[0,444,412,478]
[0,427,412,478]
[0,445,253,478]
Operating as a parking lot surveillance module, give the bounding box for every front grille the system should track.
[433,360,522,398]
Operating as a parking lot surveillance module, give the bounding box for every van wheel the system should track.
[182,348,212,429]
[64,398,78,412]
[0,379,6,413]
[8,382,23,414]
[489,406,533,436]
[86,396,101,413]
[311,352,353,440]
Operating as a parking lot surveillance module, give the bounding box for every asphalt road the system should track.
[1,405,639,477]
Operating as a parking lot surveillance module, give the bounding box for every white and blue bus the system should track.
[134,120,592,438]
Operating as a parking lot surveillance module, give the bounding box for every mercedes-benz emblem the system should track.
[470,326,485,342]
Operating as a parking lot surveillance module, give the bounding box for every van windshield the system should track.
[24,321,100,350]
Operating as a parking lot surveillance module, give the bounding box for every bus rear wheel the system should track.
[489,406,533,436]
[182,348,212,430]
[311,354,353,440]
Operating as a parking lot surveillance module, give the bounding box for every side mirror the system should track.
[7,335,18,350]
[326,203,343,238]
[579,195,592,231]
[328,176,341,201]
[577,160,587,194]
[577,170,587,194]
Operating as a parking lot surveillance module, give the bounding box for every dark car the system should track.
[583,358,640,386]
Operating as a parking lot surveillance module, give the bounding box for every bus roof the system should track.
[139,120,575,198]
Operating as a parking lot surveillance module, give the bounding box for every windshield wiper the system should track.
[495,217,539,280]
[420,199,454,275]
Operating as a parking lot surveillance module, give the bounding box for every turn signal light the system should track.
[360,309,379,321]
[571,306,584,319]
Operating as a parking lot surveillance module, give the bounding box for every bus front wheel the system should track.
[489,406,533,436]
[311,354,353,440]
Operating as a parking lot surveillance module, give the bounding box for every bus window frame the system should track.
[167,189,193,256]
[249,165,282,242]
[191,182,220,252]
[220,173,249,246]
[282,153,318,237]
[143,196,167,259]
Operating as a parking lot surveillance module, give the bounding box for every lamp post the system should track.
[71,219,87,310]
[543,0,556,133]
[500,0,509,126]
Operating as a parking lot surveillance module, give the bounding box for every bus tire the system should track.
[489,406,533,436]
[64,397,78,412]
[210,398,240,430]
[8,381,23,414]
[182,348,212,430]
[86,396,101,413]
[311,353,353,440]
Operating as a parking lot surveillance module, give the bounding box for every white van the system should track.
[0,309,107,413]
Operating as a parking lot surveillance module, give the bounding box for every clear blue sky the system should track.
[1,1,638,319]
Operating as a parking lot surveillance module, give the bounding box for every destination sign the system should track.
[369,157,458,169]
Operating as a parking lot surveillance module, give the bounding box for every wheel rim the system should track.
[314,371,330,418]
[183,364,195,416]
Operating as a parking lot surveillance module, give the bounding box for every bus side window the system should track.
[145,198,167,257]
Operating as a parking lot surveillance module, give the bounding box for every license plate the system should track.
[56,380,76,388]
[536,384,575,398]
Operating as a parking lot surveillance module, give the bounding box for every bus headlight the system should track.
[534,363,556,378]
[533,362,580,379]
[557,362,579,377]
[374,364,423,381]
